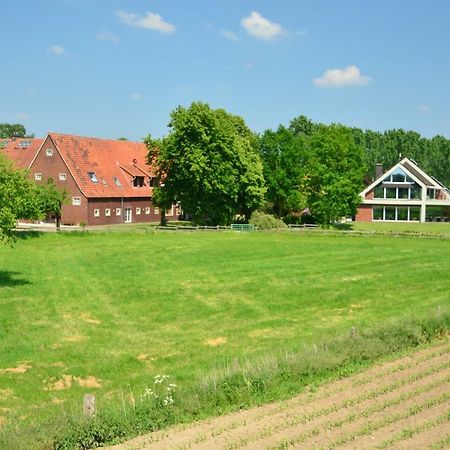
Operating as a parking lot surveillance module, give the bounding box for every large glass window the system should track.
[410,207,420,221]
[385,207,396,220]
[373,207,383,220]
[410,187,421,199]
[397,207,408,220]
[398,188,409,199]
[386,188,396,198]
[374,186,384,198]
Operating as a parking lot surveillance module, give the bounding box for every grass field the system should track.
[0,229,449,446]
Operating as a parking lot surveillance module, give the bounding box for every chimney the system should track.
[375,163,384,179]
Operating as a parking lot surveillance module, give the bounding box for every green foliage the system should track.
[145,102,266,225]
[0,123,28,139]
[36,178,68,229]
[249,211,287,229]
[259,126,307,217]
[300,125,366,225]
[0,154,41,242]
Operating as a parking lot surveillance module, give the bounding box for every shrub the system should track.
[249,211,287,230]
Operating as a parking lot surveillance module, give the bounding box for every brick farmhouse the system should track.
[356,157,450,223]
[1,133,175,226]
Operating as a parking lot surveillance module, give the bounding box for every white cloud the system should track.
[221,30,240,42]
[241,11,284,40]
[418,104,431,113]
[313,65,371,87]
[116,10,175,33]
[96,29,119,43]
[48,45,65,56]
[16,112,31,121]
[244,62,255,70]
[131,93,143,101]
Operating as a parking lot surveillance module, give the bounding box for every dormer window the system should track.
[133,176,145,187]
[88,172,98,183]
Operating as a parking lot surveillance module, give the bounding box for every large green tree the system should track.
[259,125,307,218]
[146,102,266,225]
[300,125,366,225]
[0,154,41,242]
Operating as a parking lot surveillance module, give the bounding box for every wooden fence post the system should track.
[83,394,96,417]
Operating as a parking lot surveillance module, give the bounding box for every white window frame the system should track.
[145,207,151,215]
[105,208,111,217]
[46,148,53,157]
[116,208,121,216]
[154,207,160,214]
[136,207,141,215]
[72,197,81,206]
[94,209,100,217]
[34,173,42,181]
[59,173,66,181]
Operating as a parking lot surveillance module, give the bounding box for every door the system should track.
[125,208,132,223]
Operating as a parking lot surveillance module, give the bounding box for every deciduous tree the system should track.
[146,102,266,225]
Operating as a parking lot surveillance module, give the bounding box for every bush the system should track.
[249,211,287,230]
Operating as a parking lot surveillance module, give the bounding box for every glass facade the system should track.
[372,206,421,221]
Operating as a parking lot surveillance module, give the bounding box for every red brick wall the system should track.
[87,198,161,225]
[365,189,374,200]
[29,136,88,225]
[355,205,372,222]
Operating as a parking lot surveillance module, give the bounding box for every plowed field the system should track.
[109,338,450,450]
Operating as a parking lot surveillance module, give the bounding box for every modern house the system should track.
[356,157,450,223]
[2,133,175,226]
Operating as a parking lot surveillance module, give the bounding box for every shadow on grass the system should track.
[0,271,31,287]
[12,230,44,241]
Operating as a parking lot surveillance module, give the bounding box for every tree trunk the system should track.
[160,210,167,226]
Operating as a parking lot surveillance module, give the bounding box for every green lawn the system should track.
[0,230,449,428]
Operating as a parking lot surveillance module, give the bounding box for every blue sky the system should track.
[1,0,450,141]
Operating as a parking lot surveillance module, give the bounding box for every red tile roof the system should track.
[0,138,43,169]
[48,133,154,198]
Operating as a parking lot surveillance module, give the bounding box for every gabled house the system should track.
[356,157,450,223]
[2,133,174,226]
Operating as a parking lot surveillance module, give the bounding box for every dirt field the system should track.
[109,338,450,450]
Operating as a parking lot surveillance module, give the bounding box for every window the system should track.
[397,207,408,221]
[116,208,121,216]
[145,207,151,215]
[94,209,100,217]
[154,207,160,214]
[113,176,122,187]
[72,197,81,206]
[105,208,111,217]
[166,206,173,216]
[384,207,396,221]
[133,176,145,187]
[46,148,53,157]
[373,207,383,220]
[136,207,141,215]
[374,186,384,198]
[398,188,409,199]
[59,173,66,181]
[385,188,396,199]
[410,207,420,221]
[34,173,42,181]
[88,172,98,183]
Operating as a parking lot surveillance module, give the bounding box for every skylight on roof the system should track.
[19,141,31,148]
[113,176,122,187]
[88,172,98,183]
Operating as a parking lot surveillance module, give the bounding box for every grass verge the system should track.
[1,310,448,450]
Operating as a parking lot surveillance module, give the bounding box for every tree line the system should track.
[148,102,450,227]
